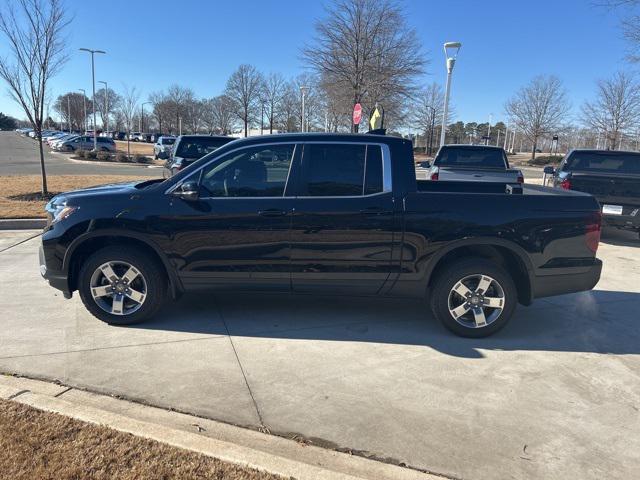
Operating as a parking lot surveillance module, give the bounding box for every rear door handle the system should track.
[258,209,287,217]
[359,206,390,215]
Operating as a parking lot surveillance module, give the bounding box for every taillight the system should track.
[560,178,571,190]
[430,167,439,181]
[517,173,524,184]
[585,212,601,253]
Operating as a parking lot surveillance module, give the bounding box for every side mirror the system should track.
[174,181,199,201]
[543,166,555,175]
[420,160,431,169]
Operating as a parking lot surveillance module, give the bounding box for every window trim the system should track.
[165,140,392,199]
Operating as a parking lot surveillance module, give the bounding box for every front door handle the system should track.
[258,209,287,217]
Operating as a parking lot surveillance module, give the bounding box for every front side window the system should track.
[300,143,384,196]
[199,144,295,198]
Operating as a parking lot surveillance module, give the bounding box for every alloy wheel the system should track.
[89,261,147,315]
[448,274,505,328]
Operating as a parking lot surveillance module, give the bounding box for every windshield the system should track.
[564,151,640,174]
[435,148,507,169]
[175,137,231,159]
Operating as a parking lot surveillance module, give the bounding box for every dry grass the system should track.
[115,140,154,156]
[0,399,284,480]
[0,175,145,219]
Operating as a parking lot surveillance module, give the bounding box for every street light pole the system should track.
[486,113,492,145]
[140,102,150,133]
[67,95,71,132]
[440,42,462,147]
[78,89,87,133]
[300,86,308,133]
[79,48,106,150]
[98,80,108,134]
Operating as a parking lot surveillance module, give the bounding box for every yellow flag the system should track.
[369,106,382,130]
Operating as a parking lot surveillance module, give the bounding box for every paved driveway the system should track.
[0,131,159,176]
[0,229,638,480]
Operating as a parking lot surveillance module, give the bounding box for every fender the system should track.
[63,228,183,297]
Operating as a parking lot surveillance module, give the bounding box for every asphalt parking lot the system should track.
[0,228,638,480]
[0,131,159,176]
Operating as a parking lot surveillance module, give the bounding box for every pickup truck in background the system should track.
[546,149,640,237]
[422,145,524,184]
[39,133,602,337]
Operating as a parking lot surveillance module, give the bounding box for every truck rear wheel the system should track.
[430,259,517,337]
[78,246,166,325]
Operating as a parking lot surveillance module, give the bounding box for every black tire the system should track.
[430,258,517,338]
[78,246,167,325]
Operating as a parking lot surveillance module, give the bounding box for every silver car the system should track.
[425,145,524,183]
[154,136,176,159]
[57,135,117,152]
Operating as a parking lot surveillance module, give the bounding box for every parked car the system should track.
[546,149,640,237]
[153,135,176,159]
[56,135,116,152]
[113,131,126,140]
[163,135,234,176]
[423,145,524,183]
[50,134,79,148]
[39,133,603,337]
[129,132,144,142]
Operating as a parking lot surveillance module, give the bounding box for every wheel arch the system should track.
[63,231,182,298]
[425,238,534,306]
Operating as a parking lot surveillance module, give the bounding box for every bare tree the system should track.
[261,72,286,134]
[581,71,640,149]
[94,87,121,131]
[0,0,70,195]
[201,95,235,135]
[505,75,570,159]
[303,0,426,132]
[53,92,90,131]
[414,83,452,154]
[225,64,264,137]
[118,84,139,157]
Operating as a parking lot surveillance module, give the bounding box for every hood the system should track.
[50,181,142,206]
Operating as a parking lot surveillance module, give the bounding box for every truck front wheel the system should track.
[78,246,167,325]
[430,259,517,337]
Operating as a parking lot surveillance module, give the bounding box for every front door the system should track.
[167,143,298,291]
[290,142,398,295]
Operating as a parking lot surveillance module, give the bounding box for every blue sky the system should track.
[0,0,635,123]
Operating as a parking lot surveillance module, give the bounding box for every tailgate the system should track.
[570,172,640,207]
[439,167,519,183]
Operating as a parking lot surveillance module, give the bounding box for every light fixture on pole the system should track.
[79,48,106,150]
[300,85,308,133]
[78,89,87,133]
[98,80,108,134]
[440,41,462,147]
[140,102,151,133]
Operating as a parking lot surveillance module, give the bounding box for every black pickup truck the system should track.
[545,149,640,237]
[39,133,603,337]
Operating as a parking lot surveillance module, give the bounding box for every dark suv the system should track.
[164,135,234,177]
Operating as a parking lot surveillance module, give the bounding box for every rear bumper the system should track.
[602,212,640,231]
[532,259,602,299]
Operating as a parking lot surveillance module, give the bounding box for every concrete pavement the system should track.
[0,229,639,479]
[0,131,159,176]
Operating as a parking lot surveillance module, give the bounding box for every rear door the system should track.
[289,142,398,295]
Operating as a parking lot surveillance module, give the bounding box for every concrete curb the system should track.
[0,375,445,480]
[0,218,45,229]
[50,151,162,169]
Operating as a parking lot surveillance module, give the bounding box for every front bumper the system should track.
[532,258,602,299]
[39,244,72,298]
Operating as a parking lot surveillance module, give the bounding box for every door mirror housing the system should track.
[174,181,199,201]
[543,166,555,175]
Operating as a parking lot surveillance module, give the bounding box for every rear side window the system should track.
[564,152,640,173]
[436,148,506,168]
[300,143,384,196]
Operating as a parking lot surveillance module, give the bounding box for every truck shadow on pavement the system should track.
[132,287,640,359]
[600,227,639,247]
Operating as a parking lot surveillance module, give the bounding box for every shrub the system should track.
[96,152,112,161]
[76,149,87,159]
[85,150,97,160]
[115,153,130,163]
[528,155,563,166]
[134,154,151,164]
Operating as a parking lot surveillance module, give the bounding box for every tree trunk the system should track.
[37,128,48,196]
[244,117,248,137]
[531,138,537,160]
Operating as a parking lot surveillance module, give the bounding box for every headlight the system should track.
[53,206,78,223]
[46,197,79,224]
